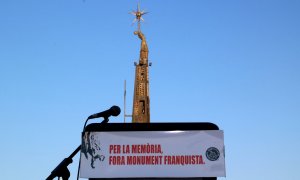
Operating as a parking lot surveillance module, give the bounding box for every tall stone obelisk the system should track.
[130,4,150,123]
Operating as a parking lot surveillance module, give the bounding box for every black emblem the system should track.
[206,147,220,161]
[82,132,105,168]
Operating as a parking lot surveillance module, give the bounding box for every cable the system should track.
[77,118,89,180]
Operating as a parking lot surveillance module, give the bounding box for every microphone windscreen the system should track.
[110,106,121,116]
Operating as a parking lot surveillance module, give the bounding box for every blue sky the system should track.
[0,0,299,179]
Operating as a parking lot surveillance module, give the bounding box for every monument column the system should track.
[130,4,150,123]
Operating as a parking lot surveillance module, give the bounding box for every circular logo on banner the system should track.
[206,147,220,161]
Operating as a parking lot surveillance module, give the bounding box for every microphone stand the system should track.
[46,145,81,180]
[46,117,109,180]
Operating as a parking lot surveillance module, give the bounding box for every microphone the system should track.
[87,106,121,120]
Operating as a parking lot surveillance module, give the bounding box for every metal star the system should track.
[130,2,148,31]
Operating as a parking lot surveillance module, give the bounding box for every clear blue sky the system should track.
[0,0,299,179]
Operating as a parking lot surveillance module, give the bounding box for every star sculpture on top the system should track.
[130,2,148,32]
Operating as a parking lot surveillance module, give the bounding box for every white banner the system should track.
[80,130,225,178]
